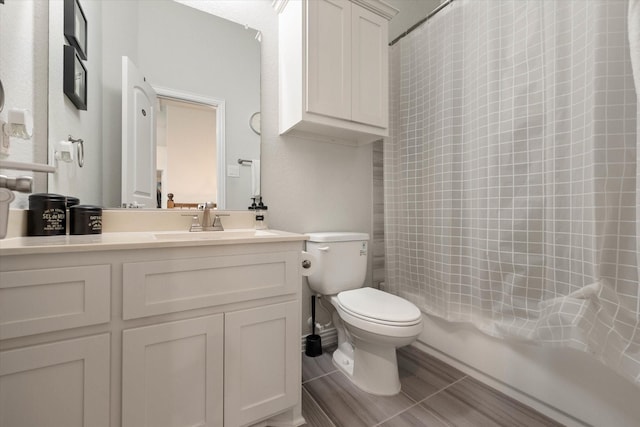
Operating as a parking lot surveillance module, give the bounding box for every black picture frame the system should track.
[64,45,87,110]
[64,0,87,60]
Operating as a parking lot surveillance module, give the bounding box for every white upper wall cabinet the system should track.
[351,5,389,127]
[276,0,398,145]
[307,0,352,120]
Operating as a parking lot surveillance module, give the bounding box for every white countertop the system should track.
[0,229,308,256]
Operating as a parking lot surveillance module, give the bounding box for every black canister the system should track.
[70,205,102,235]
[66,196,80,208]
[27,193,67,236]
[65,196,80,232]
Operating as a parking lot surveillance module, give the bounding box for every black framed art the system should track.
[64,0,87,60]
[64,45,87,110]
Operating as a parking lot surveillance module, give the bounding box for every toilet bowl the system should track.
[330,287,423,395]
[305,232,423,396]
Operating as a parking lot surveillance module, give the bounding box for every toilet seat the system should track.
[335,288,422,327]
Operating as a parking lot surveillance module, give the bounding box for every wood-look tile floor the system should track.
[301,345,564,427]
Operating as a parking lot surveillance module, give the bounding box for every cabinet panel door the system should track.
[122,315,224,427]
[0,265,111,339]
[224,301,299,427]
[0,334,110,427]
[123,251,299,320]
[351,4,388,127]
[306,0,352,120]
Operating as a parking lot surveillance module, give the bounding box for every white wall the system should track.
[0,0,48,207]
[48,0,103,205]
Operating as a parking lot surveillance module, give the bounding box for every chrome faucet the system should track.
[198,202,229,231]
[198,202,216,231]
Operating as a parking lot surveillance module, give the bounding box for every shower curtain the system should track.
[385,0,640,385]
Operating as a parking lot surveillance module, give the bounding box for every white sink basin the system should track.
[153,229,278,241]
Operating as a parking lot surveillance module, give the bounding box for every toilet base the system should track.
[332,342,355,377]
[332,338,402,396]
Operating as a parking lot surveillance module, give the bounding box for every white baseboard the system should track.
[300,327,337,351]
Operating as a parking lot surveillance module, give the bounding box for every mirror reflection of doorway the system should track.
[156,97,217,208]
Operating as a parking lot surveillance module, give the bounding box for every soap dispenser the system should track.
[249,196,268,230]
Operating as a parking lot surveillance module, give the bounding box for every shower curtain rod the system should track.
[389,0,454,46]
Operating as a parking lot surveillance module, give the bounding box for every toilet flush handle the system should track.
[317,246,330,252]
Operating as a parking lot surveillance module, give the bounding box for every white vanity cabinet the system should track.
[0,235,305,427]
[276,0,397,145]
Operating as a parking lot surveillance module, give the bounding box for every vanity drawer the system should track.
[122,251,299,320]
[0,265,111,340]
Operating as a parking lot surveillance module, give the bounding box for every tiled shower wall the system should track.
[372,139,385,286]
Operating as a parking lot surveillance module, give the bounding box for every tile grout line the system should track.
[374,389,422,426]
[302,369,339,385]
[371,375,469,427]
[302,385,338,427]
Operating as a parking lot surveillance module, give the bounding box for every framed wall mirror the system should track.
[47,0,261,210]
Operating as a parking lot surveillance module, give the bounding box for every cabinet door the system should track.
[306,0,352,120]
[351,4,389,127]
[122,315,224,427]
[224,301,299,427]
[0,334,110,427]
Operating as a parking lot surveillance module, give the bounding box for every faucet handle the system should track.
[211,213,229,231]
[182,214,203,232]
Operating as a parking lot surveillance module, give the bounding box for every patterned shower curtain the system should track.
[385,0,640,385]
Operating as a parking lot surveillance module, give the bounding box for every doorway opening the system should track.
[154,88,226,209]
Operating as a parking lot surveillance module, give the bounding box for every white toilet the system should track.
[305,232,423,396]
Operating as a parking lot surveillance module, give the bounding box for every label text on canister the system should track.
[42,208,65,231]
[89,215,102,231]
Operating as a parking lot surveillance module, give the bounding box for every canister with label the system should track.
[27,193,67,236]
[70,205,102,235]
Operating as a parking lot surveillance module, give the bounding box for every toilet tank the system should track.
[305,232,369,295]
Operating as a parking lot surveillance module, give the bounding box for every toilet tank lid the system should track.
[306,232,370,242]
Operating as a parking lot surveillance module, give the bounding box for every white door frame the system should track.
[153,86,226,210]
